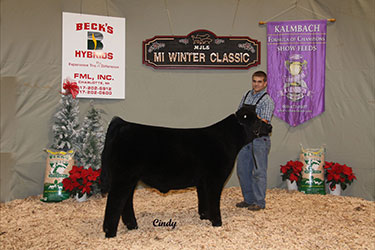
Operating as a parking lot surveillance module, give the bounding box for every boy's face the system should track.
[252,76,267,93]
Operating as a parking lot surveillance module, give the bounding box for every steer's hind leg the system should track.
[121,182,138,230]
[103,181,129,238]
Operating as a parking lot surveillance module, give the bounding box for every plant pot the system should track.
[286,179,298,191]
[329,184,341,196]
[75,193,88,202]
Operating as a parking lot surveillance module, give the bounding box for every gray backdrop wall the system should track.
[1,0,374,202]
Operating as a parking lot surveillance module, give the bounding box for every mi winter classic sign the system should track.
[143,30,260,69]
[62,12,125,99]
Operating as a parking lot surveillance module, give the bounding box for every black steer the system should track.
[100,105,268,238]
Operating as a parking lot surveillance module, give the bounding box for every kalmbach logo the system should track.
[143,29,260,69]
[281,54,311,102]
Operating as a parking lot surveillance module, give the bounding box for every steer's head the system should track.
[235,105,272,143]
[235,105,258,126]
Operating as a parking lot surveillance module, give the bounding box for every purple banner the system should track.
[267,20,327,127]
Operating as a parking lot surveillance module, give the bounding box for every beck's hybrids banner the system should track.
[62,12,125,99]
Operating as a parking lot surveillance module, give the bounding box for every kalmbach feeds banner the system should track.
[62,12,125,99]
[267,20,327,126]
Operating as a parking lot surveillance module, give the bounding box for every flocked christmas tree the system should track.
[51,80,80,152]
[76,100,105,171]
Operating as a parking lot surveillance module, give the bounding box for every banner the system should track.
[143,30,260,69]
[62,12,125,99]
[267,20,327,126]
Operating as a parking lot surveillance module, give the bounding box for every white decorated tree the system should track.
[77,101,105,171]
[51,85,80,152]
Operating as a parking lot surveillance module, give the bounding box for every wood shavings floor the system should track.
[1,187,374,249]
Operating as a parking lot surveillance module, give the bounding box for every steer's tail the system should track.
[100,116,124,194]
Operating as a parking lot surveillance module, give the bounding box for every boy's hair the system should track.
[252,71,267,82]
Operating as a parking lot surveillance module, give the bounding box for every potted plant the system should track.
[324,161,356,195]
[62,165,101,201]
[280,160,303,191]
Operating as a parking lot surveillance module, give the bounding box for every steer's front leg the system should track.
[197,182,210,220]
[206,181,224,227]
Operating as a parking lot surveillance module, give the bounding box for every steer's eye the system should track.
[243,115,247,119]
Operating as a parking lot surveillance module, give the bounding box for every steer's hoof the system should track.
[211,220,222,227]
[199,212,210,220]
[104,226,117,238]
[126,223,138,230]
[105,231,117,238]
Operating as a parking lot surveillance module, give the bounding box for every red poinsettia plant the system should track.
[62,166,101,198]
[324,161,356,191]
[280,160,304,184]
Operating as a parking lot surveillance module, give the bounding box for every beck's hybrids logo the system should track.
[88,32,104,50]
[74,22,114,60]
